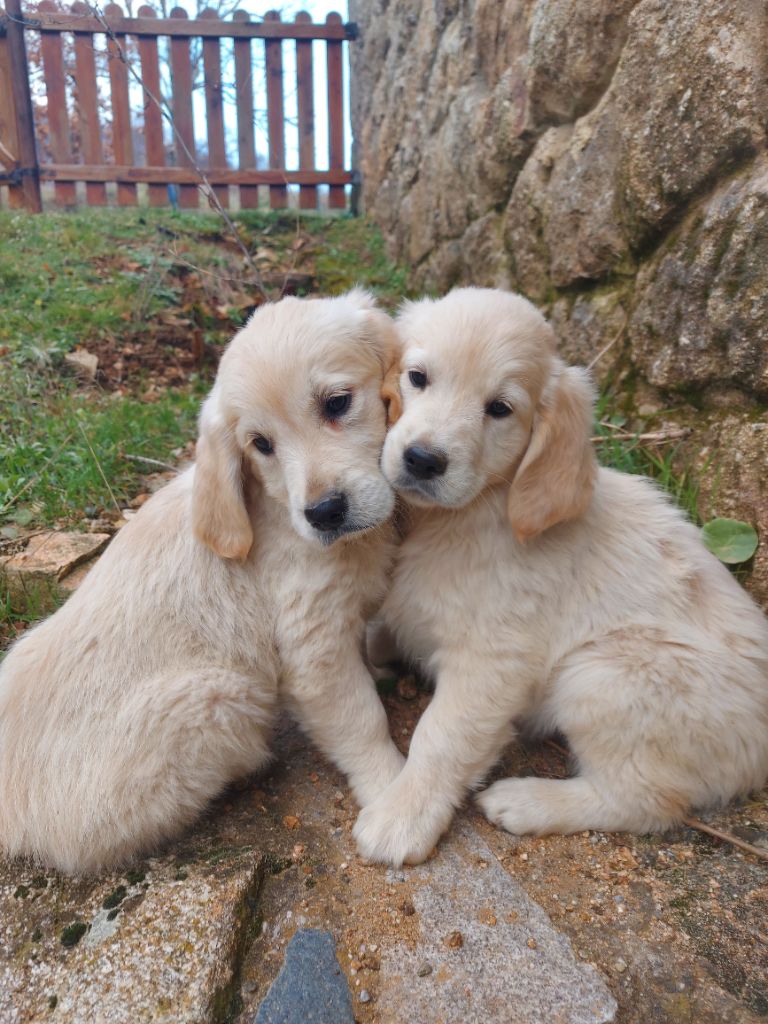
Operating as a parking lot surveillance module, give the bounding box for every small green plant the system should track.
[102,884,127,910]
[701,518,758,564]
[59,922,87,947]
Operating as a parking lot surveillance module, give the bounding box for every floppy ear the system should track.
[348,293,403,426]
[507,361,597,542]
[191,395,253,560]
[380,357,402,425]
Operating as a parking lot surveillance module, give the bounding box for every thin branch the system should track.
[280,197,304,299]
[76,420,122,516]
[683,815,768,862]
[591,428,690,445]
[123,453,178,473]
[545,739,570,759]
[84,0,268,301]
[587,316,628,372]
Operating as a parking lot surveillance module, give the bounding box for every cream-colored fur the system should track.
[354,287,768,866]
[0,289,405,874]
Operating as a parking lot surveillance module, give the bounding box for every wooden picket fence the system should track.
[0,0,356,211]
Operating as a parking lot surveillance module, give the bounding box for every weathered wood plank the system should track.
[169,6,197,208]
[29,11,352,40]
[200,7,227,207]
[71,1,107,205]
[37,164,352,185]
[104,1,136,206]
[39,0,76,206]
[264,9,286,209]
[295,11,316,210]
[136,4,166,206]
[325,12,345,210]
[233,10,258,210]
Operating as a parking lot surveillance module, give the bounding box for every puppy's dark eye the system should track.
[409,370,428,389]
[252,435,274,455]
[324,392,352,420]
[486,400,513,419]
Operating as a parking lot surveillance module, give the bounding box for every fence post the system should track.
[1,0,41,211]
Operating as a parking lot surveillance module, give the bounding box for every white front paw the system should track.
[477,779,537,835]
[353,788,452,867]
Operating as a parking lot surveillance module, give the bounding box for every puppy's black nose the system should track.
[403,445,448,480]
[304,492,348,532]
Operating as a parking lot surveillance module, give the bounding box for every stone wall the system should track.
[349,0,768,604]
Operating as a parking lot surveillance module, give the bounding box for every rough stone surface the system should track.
[1,671,764,1023]
[630,158,768,398]
[254,929,354,1024]
[0,837,263,1024]
[375,822,617,1024]
[350,0,768,605]
[0,531,110,583]
[674,409,768,607]
[0,532,111,613]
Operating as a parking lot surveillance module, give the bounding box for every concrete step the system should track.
[1,704,763,1023]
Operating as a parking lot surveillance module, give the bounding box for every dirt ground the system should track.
[231,684,767,1024]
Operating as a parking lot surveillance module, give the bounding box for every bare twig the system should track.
[123,453,178,473]
[76,421,122,516]
[167,243,248,285]
[587,316,628,372]
[683,815,768,862]
[591,428,690,446]
[84,0,268,302]
[545,739,571,759]
[280,191,304,299]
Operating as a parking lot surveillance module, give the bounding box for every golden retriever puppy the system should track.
[354,287,768,866]
[0,289,404,874]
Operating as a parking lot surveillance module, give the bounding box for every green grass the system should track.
[0,207,407,643]
[2,206,703,644]
[0,207,407,534]
[0,386,202,526]
[593,396,701,523]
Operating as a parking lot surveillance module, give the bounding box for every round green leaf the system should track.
[701,518,758,565]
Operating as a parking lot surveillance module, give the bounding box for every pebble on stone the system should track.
[255,929,354,1024]
[396,675,419,700]
[444,930,464,949]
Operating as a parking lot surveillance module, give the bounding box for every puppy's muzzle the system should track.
[403,445,448,482]
[304,492,348,533]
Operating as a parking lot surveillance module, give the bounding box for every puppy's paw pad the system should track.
[476,782,536,835]
[353,802,434,867]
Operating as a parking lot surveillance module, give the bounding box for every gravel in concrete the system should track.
[376,822,617,1024]
[254,928,354,1024]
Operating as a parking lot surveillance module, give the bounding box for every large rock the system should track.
[350,0,537,278]
[352,0,767,286]
[350,0,768,603]
[615,0,766,249]
[630,157,768,397]
[526,0,641,126]
[676,410,768,610]
[0,837,263,1024]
